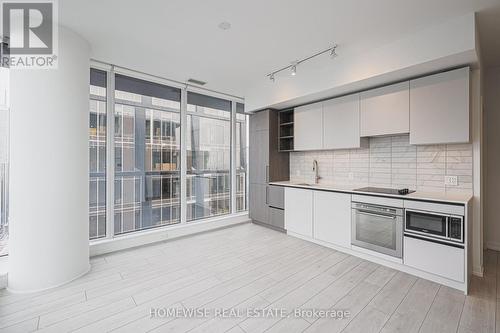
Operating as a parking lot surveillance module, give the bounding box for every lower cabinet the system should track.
[249,183,268,223]
[404,236,464,282]
[269,207,284,229]
[313,191,351,248]
[284,187,313,237]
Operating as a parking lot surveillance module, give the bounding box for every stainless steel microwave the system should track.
[405,209,463,243]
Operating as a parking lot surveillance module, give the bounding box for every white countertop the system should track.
[269,181,472,205]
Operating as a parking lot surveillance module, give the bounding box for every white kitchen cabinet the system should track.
[404,236,464,282]
[323,93,367,149]
[294,102,323,151]
[409,67,470,145]
[313,190,351,248]
[360,81,410,137]
[284,187,313,237]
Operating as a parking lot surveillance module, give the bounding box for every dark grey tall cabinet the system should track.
[249,110,289,230]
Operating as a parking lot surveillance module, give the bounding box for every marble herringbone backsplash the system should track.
[290,135,473,195]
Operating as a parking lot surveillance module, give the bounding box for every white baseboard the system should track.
[287,231,468,294]
[90,213,250,257]
[486,241,500,252]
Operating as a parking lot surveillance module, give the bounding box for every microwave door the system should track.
[405,210,448,239]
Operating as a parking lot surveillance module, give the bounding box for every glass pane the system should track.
[0,105,8,256]
[236,103,248,212]
[187,92,231,221]
[89,68,107,240]
[408,212,446,235]
[356,214,396,250]
[114,74,181,235]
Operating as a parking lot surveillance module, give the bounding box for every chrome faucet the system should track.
[312,160,321,184]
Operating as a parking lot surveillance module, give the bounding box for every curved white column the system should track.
[8,26,91,293]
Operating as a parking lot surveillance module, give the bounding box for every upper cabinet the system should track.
[294,95,366,151]
[409,67,470,145]
[360,81,410,137]
[294,102,323,151]
[288,66,470,150]
[323,93,367,150]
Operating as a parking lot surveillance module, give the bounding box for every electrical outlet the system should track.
[348,172,354,181]
[445,175,458,186]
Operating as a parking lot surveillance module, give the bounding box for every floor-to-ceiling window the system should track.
[88,67,246,240]
[0,68,8,255]
[186,92,231,221]
[235,102,248,212]
[89,69,107,239]
[114,74,181,234]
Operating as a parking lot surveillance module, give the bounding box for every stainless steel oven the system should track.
[351,202,404,258]
[405,209,463,243]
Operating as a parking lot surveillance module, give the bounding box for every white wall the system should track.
[245,13,478,112]
[484,66,500,251]
[8,26,91,292]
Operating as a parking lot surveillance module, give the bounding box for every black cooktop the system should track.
[354,187,415,195]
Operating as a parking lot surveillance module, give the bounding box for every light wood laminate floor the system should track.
[0,223,498,333]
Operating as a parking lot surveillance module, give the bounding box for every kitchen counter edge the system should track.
[268,181,472,206]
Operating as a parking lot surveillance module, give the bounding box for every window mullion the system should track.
[231,101,237,214]
[105,66,115,239]
[180,87,187,224]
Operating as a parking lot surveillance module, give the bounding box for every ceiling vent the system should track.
[187,78,207,86]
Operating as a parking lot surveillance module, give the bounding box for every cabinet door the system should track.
[409,67,470,145]
[294,102,323,151]
[269,207,284,229]
[284,187,313,237]
[360,81,410,137]
[249,129,269,184]
[249,110,269,132]
[323,94,363,149]
[267,185,284,209]
[404,236,464,282]
[249,183,268,223]
[313,191,351,248]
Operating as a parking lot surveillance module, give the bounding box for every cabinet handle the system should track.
[266,165,269,183]
[266,186,269,205]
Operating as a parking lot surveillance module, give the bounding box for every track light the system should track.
[266,43,338,82]
[330,44,338,58]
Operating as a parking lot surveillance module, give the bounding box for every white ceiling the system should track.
[60,0,500,98]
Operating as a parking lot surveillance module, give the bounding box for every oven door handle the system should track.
[356,210,397,220]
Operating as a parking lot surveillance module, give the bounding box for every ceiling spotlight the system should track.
[269,73,275,82]
[218,21,231,30]
[330,45,338,58]
[291,64,297,76]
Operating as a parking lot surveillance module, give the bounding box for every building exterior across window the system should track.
[89,69,107,239]
[88,68,248,240]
